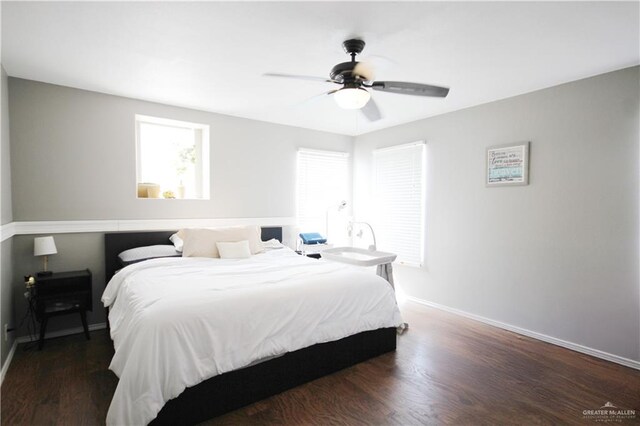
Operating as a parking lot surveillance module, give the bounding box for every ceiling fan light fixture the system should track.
[333,87,370,110]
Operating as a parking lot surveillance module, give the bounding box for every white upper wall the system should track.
[354,66,640,362]
[8,78,353,221]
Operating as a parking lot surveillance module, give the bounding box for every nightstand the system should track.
[35,269,92,350]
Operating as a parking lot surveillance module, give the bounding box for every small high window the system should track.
[135,115,210,199]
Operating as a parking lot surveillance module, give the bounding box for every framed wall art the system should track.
[486,141,530,186]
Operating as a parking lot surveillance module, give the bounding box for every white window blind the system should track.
[296,149,349,235]
[373,142,425,266]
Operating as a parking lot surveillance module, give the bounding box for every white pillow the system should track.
[182,226,264,258]
[244,225,265,254]
[216,240,252,259]
[118,245,181,266]
[263,238,284,250]
[169,233,184,252]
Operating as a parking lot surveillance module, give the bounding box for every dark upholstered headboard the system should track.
[104,227,283,283]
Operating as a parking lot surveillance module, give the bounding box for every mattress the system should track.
[102,247,403,425]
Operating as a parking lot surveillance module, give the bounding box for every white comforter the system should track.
[102,248,402,425]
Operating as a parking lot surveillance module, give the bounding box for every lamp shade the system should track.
[34,236,58,257]
[334,87,371,109]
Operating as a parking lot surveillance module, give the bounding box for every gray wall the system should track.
[1,67,11,225]
[7,78,353,336]
[1,238,13,366]
[5,68,639,363]
[9,78,352,221]
[354,66,640,361]
[1,65,15,368]
[12,233,105,337]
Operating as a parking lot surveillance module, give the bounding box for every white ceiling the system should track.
[2,2,639,136]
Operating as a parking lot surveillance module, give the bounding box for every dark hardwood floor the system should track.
[2,301,638,425]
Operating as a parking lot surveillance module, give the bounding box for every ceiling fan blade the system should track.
[353,62,375,81]
[298,89,339,106]
[369,81,449,98]
[263,73,338,84]
[352,55,396,81]
[360,97,382,122]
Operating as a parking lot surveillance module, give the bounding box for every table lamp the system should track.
[34,236,57,277]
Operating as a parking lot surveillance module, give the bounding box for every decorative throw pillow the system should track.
[182,226,265,258]
[181,228,221,258]
[216,240,252,259]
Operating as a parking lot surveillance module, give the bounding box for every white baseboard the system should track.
[16,322,107,344]
[1,340,18,385]
[406,296,640,371]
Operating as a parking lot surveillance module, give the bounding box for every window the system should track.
[135,115,210,199]
[296,149,349,235]
[372,142,425,266]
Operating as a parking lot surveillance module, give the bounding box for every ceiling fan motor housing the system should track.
[330,39,367,83]
[342,39,366,55]
[330,62,360,83]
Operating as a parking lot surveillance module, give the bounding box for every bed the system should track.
[103,227,401,425]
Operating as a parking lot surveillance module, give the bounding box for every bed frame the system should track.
[104,228,397,425]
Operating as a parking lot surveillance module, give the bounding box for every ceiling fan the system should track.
[264,39,450,122]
